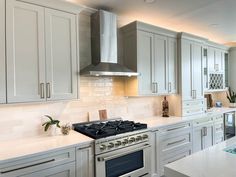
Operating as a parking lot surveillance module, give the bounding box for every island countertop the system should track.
[165,136,236,177]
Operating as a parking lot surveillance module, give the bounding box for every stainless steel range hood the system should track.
[80,10,139,77]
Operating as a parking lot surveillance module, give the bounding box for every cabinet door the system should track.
[45,9,78,101]
[21,163,76,177]
[193,126,204,153]
[204,125,214,149]
[181,39,192,100]
[76,146,94,177]
[6,0,46,103]
[153,34,168,94]
[137,31,154,95]
[167,38,177,94]
[0,0,6,103]
[192,43,203,99]
[207,47,215,72]
[215,49,222,72]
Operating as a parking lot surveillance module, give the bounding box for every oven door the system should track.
[95,142,151,177]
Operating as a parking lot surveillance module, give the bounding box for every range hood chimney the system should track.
[80,10,139,77]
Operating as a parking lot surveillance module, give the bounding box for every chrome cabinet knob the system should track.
[100,144,106,151]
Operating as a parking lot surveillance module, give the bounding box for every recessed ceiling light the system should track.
[144,0,156,4]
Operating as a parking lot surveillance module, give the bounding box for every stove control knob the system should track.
[107,142,115,149]
[122,139,128,145]
[142,134,149,140]
[115,141,122,147]
[99,144,106,151]
[129,137,135,143]
[136,136,142,141]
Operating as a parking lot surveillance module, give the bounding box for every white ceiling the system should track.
[68,0,236,45]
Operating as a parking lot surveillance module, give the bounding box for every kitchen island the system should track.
[165,136,236,177]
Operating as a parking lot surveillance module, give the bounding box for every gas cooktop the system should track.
[73,119,147,139]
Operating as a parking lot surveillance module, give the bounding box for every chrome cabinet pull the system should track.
[46,83,51,98]
[152,83,156,93]
[155,83,158,93]
[168,82,172,93]
[167,125,188,132]
[167,138,186,146]
[0,159,55,174]
[39,83,45,99]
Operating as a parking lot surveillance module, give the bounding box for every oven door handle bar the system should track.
[97,144,151,162]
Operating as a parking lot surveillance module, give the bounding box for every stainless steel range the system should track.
[73,119,151,177]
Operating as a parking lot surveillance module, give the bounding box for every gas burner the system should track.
[73,119,147,139]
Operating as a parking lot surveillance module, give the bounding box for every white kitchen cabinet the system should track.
[21,163,76,177]
[6,0,46,103]
[192,117,214,153]
[122,21,178,96]
[167,37,178,94]
[214,114,224,144]
[76,145,94,177]
[207,46,225,73]
[180,39,203,101]
[0,148,76,177]
[45,8,78,101]
[6,0,78,103]
[0,0,6,103]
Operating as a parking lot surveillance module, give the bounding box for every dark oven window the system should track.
[105,150,144,177]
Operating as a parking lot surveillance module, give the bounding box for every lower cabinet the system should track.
[192,117,214,153]
[0,148,76,177]
[21,162,76,177]
[76,145,94,177]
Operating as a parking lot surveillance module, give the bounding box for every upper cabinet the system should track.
[122,21,178,96]
[178,33,205,116]
[6,0,80,103]
[0,0,6,104]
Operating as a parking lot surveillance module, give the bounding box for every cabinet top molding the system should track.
[16,0,84,14]
[121,21,178,38]
[178,32,208,43]
[207,40,230,51]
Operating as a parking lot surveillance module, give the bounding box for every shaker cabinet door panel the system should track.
[153,34,168,94]
[193,126,203,153]
[192,43,203,99]
[168,38,177,94]
[181,40,192,100]
[6,0,46,103]
[207,47,215,72]
[137,31,154,95]
[45,9,78,100]
[0,0,6,103]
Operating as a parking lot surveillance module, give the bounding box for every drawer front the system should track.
[159,122,191,135]
[160,147,191,176]
[214,114,223,122]
[0,148,75,177]
[183,107,205,116]
[215,123,224,133]
[183,100,204,108]
[160,133,191,152]
[21,162,76,177]
[193,117,214,127]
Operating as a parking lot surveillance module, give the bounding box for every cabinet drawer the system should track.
[193,117,214,127]
[160,147,191,176]
[183,100,204,108]
[20,162,75,177]
[183,107,205,116]
[214,114,223,122]
[215,123,224,133]
[215,132,224,144]
[160,133,191,152]
[159,122,191,135]
[0,148,75,177]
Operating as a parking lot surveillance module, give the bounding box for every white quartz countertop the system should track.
[165,137,236,177]
[134,107,236,130]
[0,130,93,162]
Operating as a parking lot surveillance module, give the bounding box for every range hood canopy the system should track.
[80,10,139,77]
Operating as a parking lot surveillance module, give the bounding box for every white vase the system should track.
[48,124,59,136]
[229,103,236,108]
